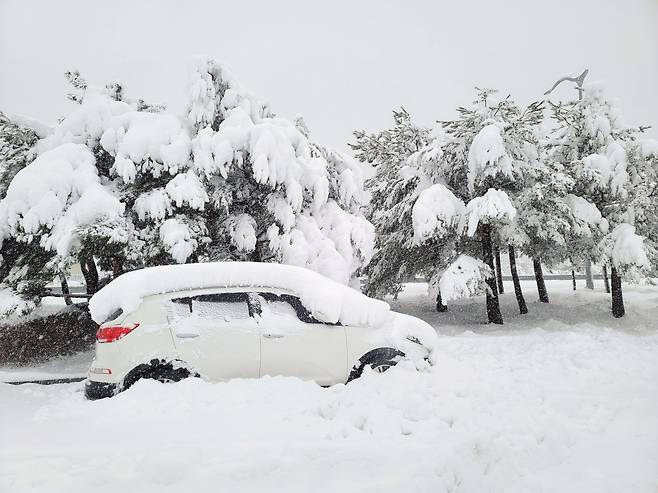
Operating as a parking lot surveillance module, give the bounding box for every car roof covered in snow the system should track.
[89,262,390,327]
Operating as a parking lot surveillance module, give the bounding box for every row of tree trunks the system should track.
[508,246,528,314]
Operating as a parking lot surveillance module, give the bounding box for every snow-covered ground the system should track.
[1,280,657,492]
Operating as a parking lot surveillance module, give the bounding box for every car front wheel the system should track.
[347,347,404,382]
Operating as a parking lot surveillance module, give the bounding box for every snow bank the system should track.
[0,143,124,256]
[89,262,390,327]
[439,255,493,301]
[412,183,465,244]
[5,305,657,492]
[461,188,516,237]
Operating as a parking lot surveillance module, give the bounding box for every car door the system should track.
[254,292,347,386]
[167,292,260,381]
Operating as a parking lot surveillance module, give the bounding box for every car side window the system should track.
[257,292,329,324]
[171,293,251,322]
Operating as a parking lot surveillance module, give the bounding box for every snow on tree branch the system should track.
[461,188,516,237]
[411,183,465,244]
[467,123,513,193]
[564,194,609,236]
[599,223,649,278]
[0,143,124,258]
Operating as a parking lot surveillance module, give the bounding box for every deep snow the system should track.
[1,280,657,492]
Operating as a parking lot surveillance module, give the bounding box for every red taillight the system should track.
[96,323,140,343]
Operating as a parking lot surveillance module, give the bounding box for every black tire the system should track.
[347,347,404,382]
[123,359,194,391]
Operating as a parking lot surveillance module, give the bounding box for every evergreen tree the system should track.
[0,57,375,315]
[410,90,543,323]
[350,108,433,298]
[0,112,39,199]
[548,83,656,316]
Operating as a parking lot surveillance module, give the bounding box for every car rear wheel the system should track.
[123,359,195,391]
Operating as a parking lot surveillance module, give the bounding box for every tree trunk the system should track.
[508,246,528,314]
[58,271,72,306]
[80,254,99,295]
[602,264,611,294]
[571,270,577,291]
[533,257,549,303]
[610,266,625,318]
[585,258,594,289]
[111,256,124,279]
[436,291,447,312]
[494,246,504,294]
[481,224,503,324]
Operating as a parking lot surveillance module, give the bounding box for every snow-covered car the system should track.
[85,262,437,399]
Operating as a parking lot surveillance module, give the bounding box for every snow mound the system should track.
[0,143,124,256]
[412,183,465,244]
[89,262,390,327]
[461,188,516,237]
[439,255,493,301]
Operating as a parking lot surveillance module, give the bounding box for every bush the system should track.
[0,304,97,365]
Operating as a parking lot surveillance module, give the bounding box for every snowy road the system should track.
[1,282,658,492]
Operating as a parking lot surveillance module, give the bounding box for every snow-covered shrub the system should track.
[0,285,36,318]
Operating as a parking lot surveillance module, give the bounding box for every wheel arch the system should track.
[122,358,197,391]
[347,347,405,382]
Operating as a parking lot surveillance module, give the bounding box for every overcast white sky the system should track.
[1,0,657,150]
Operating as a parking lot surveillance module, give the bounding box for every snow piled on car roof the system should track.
[89,262,390,327]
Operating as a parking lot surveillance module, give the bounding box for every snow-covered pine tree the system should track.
[0,112,58,300]
[184,57,374,284]
[350,108,436,298]
[410,90,543,323]
[0,58,375,312]
[548,83,655,316]
[0,112,39,199]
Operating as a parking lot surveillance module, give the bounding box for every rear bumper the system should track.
[85,379,119,400]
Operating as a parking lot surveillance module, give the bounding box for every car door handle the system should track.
[263,333,284,339]
[176,333,200,339]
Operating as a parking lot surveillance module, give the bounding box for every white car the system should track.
[85,262,437,399]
